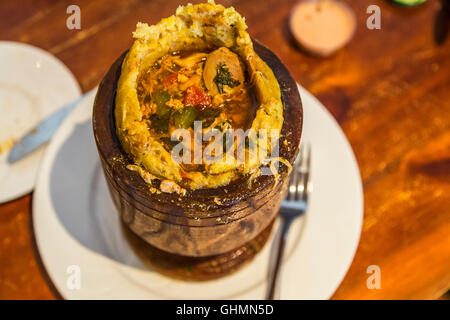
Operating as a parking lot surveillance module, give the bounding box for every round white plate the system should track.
[0,41,81,203]
[33,86,363,299]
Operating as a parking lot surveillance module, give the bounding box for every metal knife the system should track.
[7,94,85,164]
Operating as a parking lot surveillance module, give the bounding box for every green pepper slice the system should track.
[153,90,171,117]
[173,106,199,129]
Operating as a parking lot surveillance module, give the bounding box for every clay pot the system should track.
[92,40,302,257]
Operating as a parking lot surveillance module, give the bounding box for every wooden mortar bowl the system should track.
[92,40,302,257]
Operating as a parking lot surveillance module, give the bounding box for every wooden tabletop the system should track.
[0,0,449,300]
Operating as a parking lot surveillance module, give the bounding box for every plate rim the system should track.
[32,86,363,300]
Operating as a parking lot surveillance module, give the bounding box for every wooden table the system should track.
[0,0,449,300]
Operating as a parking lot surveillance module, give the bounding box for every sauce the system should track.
[290,0,356,56]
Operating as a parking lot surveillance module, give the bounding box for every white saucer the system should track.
[0,41,81,203]
[33,86,363,299]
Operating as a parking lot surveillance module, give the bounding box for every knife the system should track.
[7,94,85,164]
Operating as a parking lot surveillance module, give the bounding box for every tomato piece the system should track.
[163,72,178,85]
[183,86,211,111]
[180,171,190,179]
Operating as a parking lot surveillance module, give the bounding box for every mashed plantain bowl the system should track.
[93,1,302,257]
[115,1,285,193]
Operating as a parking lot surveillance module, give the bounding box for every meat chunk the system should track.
[160,180,187,195]
[203,47,244,95]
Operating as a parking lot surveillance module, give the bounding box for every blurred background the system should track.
[0,0,449,299]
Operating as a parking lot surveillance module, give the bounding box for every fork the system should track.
[267,143,311,300]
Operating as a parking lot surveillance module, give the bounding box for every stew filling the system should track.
[136,47,257,174]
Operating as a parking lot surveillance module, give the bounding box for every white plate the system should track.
[33,86,363,299]
[0,41,81,203]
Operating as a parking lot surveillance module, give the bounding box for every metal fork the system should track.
[267,143,311,300]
